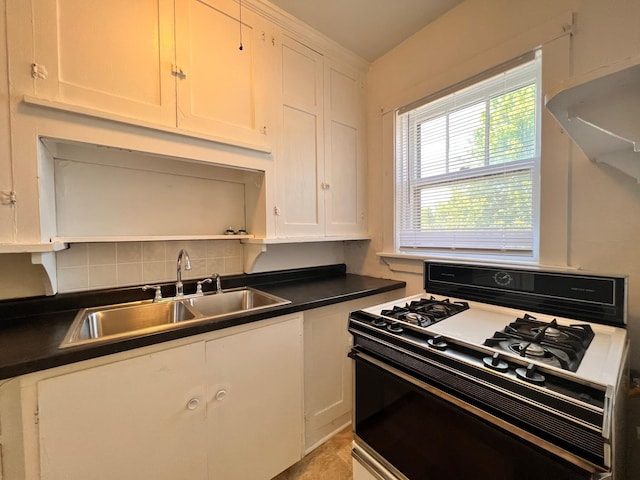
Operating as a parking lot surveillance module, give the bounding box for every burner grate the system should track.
[483,314,595,372]
[380,296,469,328]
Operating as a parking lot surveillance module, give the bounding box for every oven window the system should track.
[354,358,597,480]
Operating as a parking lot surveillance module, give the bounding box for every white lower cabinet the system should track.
[6,314,303,480]
[303,291,405,452]
[38,342,208,480]
[205,316,303,479]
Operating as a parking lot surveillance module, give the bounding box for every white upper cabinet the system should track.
[174,0,268,149]
[28,0,268,151]
[277,37,325,237]
[324,60,367,236]
[31,0,177,126]
[275,35,368,238]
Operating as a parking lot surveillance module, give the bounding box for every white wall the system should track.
[345,0,640,471]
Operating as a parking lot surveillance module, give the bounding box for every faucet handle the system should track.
[142,285,163,302]
[212,273,223,294]
[196,278,213,295]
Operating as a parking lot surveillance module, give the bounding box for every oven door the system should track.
[352,350,611,480]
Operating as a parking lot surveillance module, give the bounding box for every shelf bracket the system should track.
[243,244,267,273]
[31,251,57,295]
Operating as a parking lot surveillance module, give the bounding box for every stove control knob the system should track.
[483,352,509,372]
[428,334,447,351]
[515,364,545,385]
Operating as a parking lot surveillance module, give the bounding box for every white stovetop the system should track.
[364,293,628,387]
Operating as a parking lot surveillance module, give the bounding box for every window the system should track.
[395,51,541,259]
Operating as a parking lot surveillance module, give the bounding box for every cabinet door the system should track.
[276,37,325,237]
[37,343,207,480]
[31,0,176,125]
[174,0,268,150]
[303,304,353,450]
[303,292,406,451]
[206,315,303,479]
[324,61,367,236]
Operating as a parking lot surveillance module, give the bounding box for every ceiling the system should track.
[268,0,464,62]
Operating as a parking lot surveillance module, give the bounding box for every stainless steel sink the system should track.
[59,287,290,348]
[184,287,289,317]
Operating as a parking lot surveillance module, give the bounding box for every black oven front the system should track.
[352,351,610,480]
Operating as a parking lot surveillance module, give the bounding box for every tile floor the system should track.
[272,427,353,480]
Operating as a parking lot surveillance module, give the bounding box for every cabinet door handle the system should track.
[186,397,201,410]
[215,390,227,401]
[171,64,187,80]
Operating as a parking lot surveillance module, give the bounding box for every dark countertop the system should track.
[0,264,405,380]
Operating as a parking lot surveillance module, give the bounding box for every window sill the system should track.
[376,251,572,275]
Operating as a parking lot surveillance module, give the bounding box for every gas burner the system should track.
[499,341,566,369]
[535,326,566,339]
[378,296,469,327]
[484,315,594,372]
[513,342,546,357]
[404,312,423,325]
[530,318,571,342]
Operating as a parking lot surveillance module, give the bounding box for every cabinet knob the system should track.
[215,390,227,401]
[186,397,201,410]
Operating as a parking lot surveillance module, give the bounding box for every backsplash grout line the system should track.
[56,240,245,293]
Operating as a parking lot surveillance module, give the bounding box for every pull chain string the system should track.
[239,0,243,50]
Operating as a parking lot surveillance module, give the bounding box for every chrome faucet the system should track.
[213,273,223,294]
[175,249,191,297]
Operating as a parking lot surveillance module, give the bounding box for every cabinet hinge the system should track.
[0,191,16,206]
[34,407,39,425]
[274,206,281,216]
[260,125,267,135]
[31,63,48,80]
[261,32,276,46]
[171,65,187,80]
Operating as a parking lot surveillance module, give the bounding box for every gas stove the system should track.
[349,262,629,479]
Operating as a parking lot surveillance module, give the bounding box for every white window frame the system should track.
[394,51,542,262]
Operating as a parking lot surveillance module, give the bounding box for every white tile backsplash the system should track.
[57,266,89,291]
[206,257,225,274]
[56,240,244,293]
[116,242,143,263]
[57,244,88,268]
[88,264,118,288]
[87,243,117,265]
[143,241,166,262]
[117,262,143,285]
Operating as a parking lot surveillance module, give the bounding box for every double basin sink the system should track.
[60,287,290,348]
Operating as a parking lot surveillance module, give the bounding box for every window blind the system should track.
[395,51,541,256]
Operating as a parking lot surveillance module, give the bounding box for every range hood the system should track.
[545,55,640,182]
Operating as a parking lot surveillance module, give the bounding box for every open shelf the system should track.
[52,235,253,244]
[0,242,68,253]
[545,55,640,182]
